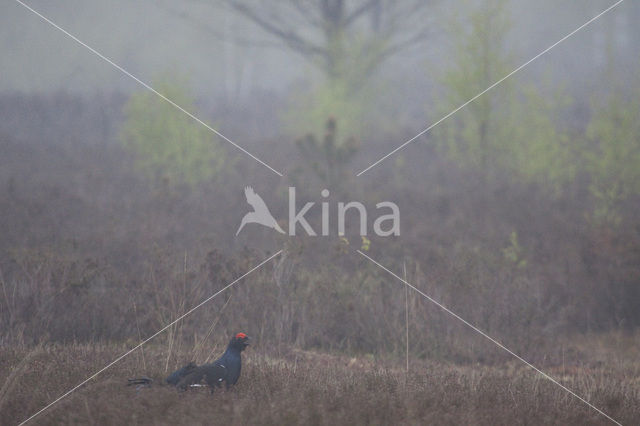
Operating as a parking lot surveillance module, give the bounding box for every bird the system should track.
[128,333,251,393]
[173,333,250,392]
[236,186,285,235]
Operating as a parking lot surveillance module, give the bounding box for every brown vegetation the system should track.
[1,91,638,425]
[1,339,639,425]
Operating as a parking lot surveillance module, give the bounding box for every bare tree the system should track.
[228,1,434,80]
[182,1,435,86]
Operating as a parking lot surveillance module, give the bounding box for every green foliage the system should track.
[436,0,574,193]
[121,77,227,187]
[502,231,527,268]
[586,90,640,225]
[437,0,513,170]
[285,78,368,142]
[294,117,360,190]
[360,235,371,251]
[284,39,392,142]
[508,86,575,194]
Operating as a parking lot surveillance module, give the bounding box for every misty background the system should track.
[3,2,638,113]
[1,0,639,365]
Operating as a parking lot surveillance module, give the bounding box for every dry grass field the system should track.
[2,336,639,426]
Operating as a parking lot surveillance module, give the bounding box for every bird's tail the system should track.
[127,376,153,388]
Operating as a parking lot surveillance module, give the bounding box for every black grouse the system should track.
[128,333,250,393]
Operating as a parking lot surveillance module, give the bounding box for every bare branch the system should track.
[227,1,327,59]
[159,2,286,49]
[178,0,438,82]
[345,0,378,26]
[378,27,433,62]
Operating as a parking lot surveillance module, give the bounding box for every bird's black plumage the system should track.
[165,362,198,386]
[128,333,250,393]
[167,333,249,392]
[175,364,228,390]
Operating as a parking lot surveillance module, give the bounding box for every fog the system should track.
[3,1,637,96]
[1,1,639,424]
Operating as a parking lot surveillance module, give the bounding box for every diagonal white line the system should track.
[14,0,283,177]
[17,250,283,426]
[356,250,622,425]
[356,0,625,177]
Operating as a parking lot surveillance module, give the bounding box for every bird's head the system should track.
[229,332,250,352]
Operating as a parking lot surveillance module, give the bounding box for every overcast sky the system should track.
[3,0,637,101]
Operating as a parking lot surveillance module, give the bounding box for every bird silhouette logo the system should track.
[236,186,285,236]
